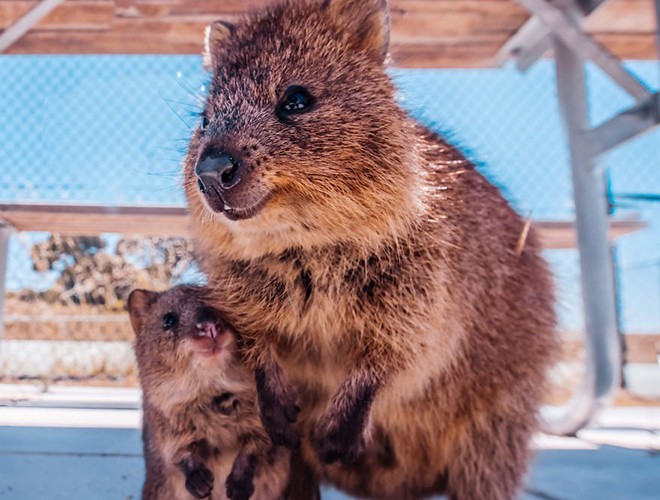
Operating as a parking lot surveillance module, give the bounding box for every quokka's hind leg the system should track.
[447,413,535,500]
[284,450,321,500]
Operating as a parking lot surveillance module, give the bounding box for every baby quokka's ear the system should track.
[203,20,235,71]
[127,289,158,335]
[325,0,391,64]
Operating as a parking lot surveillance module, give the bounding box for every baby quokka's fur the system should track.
[185,1,559,499]
[128,286,291,500]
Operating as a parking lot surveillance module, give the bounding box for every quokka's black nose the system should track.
[195,151,243,192]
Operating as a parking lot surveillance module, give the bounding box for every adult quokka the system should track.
[184,1,558,498]
[128,286,295,500]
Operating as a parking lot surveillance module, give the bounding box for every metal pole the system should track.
[541,35,622,436]
[0,225,11,339]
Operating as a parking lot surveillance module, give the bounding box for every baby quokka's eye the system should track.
[277,86,314,118]
[162,312,179,330]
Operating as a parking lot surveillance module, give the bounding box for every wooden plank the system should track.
[113,0,270,18]
[534,218,647,249]
[0,1,115,31]
[390,1,527,44]
[5,28,657,64]
[5,18,212,53]
[390,39,506,68]
[585,0,656,33]
[1,0,528,40]
[593,32,659,60]
[0,204,190,237]
[0,0,657,64]
[0,204,647,248]
[6,22,510,64]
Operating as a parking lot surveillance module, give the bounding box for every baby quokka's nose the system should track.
[195,151,243,193]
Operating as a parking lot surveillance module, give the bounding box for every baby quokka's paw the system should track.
[312,410,366,465]
[226,453,257,500]
[225,472,255,500]
[185,465,214,499]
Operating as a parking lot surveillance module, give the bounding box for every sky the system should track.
[1,56,658,332]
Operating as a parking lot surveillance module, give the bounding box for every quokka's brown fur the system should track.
[128,286,294,500]
[184,1,559,498]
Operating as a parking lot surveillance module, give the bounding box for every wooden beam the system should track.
[0,203,647,248]
[390,0,528,43]
[584,0,657,32]
[534,218,647,249]
[0,1,115,31]
[594,32,660,60]
[0,204,190,237]
[0,0,657,65]
[391,38,509,68]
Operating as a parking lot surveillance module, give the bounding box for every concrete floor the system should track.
[0,386,658,499]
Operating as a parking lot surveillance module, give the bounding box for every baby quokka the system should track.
[128,285,291,500]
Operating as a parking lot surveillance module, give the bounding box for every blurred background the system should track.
[1,17,659,399]
[0,0,659,499]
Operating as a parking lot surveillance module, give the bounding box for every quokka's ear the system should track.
[203,20,236,71]
[127,289,158,335]
[324,0,390,64]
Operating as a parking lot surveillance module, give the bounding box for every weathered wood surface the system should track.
[0,0,656,67]
[0,203,191,237]
[0,203,647,249]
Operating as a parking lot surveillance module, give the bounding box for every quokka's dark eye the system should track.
[277,86,314,117]
[200,112,210,132]
[162,312,179,330]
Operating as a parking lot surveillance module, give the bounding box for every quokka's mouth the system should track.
[222,195,271,221]
[189,316,233,356]
[200,186,271,221]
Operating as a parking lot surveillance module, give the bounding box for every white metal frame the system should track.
[502,0,660,435]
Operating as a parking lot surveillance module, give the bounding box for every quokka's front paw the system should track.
[312,411,366,465]
[185,465,214,499]
[225,470,255,500]
[260,398,300,449]
[256,370,301,449]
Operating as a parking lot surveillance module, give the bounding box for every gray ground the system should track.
[0,386,658,500]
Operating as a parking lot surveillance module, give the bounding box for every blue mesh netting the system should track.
[1,55,659,332]
[0,56,205,205]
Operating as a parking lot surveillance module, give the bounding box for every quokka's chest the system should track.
[222,259,348,328]
[223,249,425,332]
